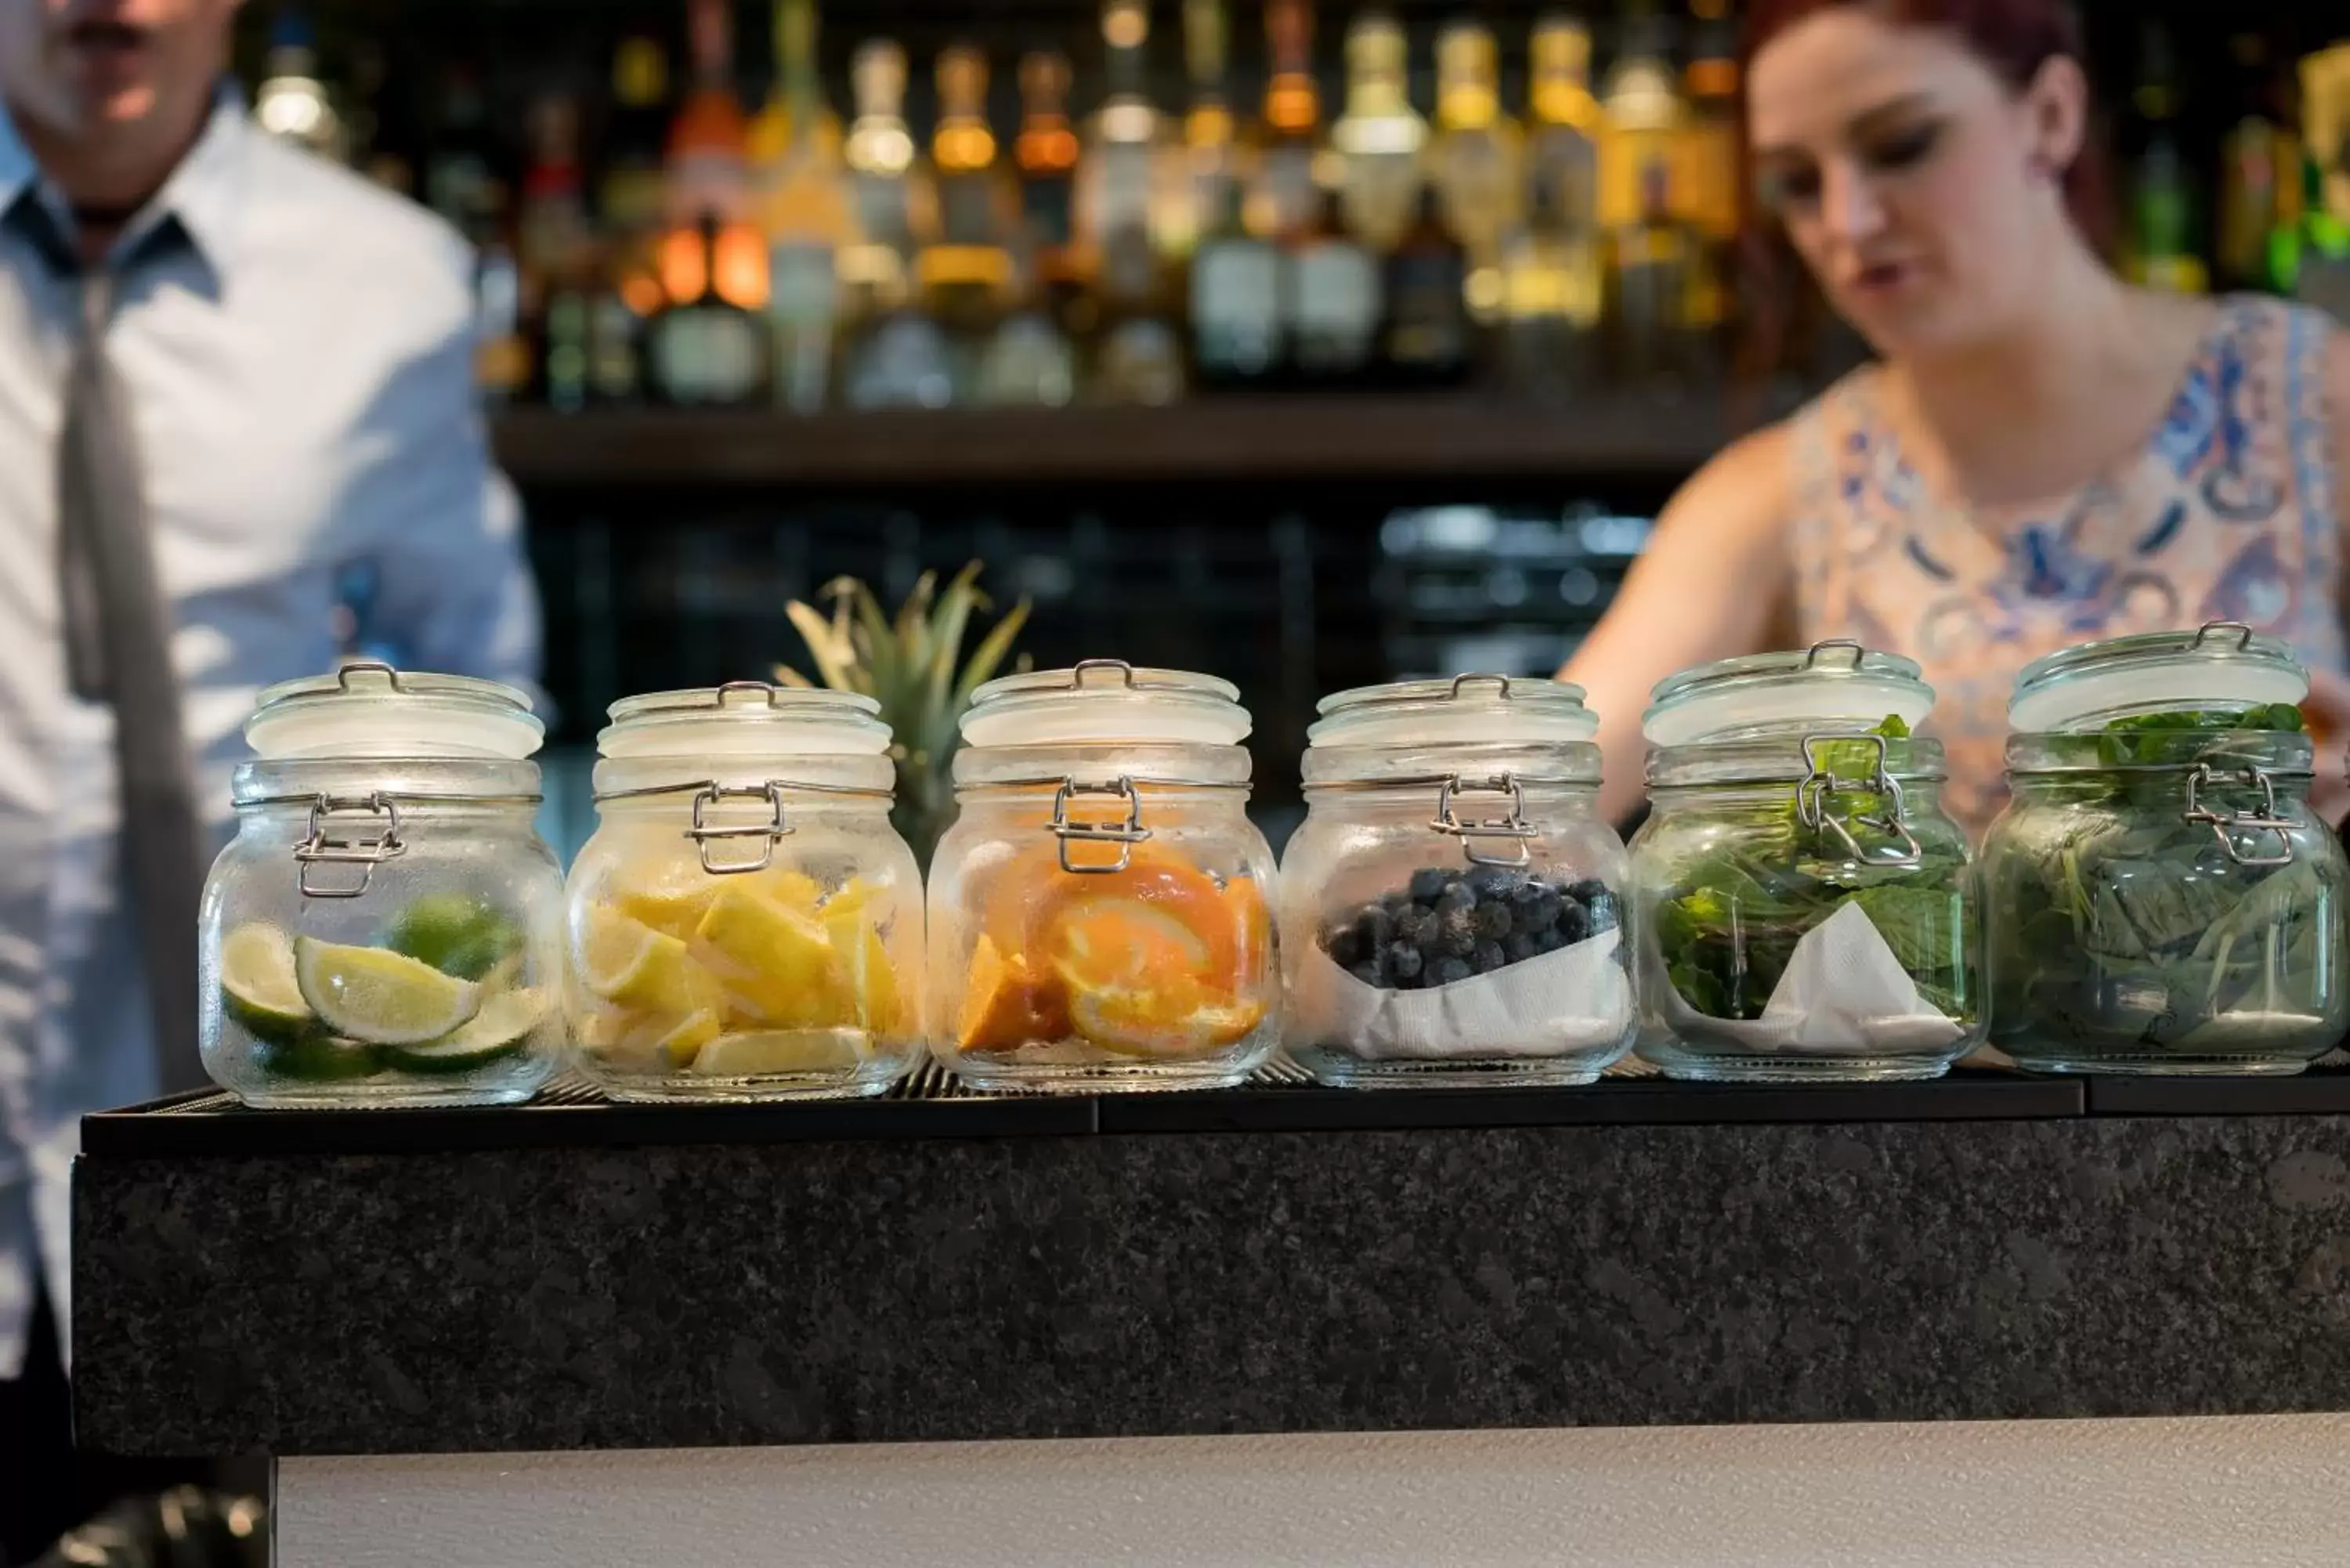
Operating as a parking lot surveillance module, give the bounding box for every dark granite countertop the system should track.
[73,1066,2350,1458]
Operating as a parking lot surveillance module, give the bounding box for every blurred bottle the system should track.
[1016,50,1089,333]
[668,0,754,229]
[1383,185,1471,385]
[2218,31,2294,291]
[1599,3,1694,386]
[2276,150,2350,324]
[750,0,854,412]
[1083,0,1185,404]
[599,35,672,285]
[254,8,346,161]
[841,42,953,409]
[1254,0,1324,240]
[518,94,595,412]
[1429,22,1522,323]
[2126,23,2207,294]
[648,211,771,406]
[1188,179,1283,387]
[425,62,501,237]
[1676,0,1738,373]
[1176,0,1245,261]
[918,45,1018,390]
[1332,13,1426,255]
[1284,185,1383,382]
[1513,13,1604,392]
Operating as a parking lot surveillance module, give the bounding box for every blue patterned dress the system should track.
[1790,295,2346,837]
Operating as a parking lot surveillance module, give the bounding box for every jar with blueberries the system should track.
[1276,675,1635,1087]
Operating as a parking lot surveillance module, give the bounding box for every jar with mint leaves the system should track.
[1630,642,1982,1082]
[1981,623,2348,1075]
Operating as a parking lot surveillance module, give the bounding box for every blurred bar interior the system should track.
[250,0,2350,853]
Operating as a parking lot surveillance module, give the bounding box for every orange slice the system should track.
[956,934,1072,1053]
[1065,979,1267,1058]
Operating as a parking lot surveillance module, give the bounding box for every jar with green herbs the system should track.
[1981,624,2348,1075]
[1630,643,1982,1082]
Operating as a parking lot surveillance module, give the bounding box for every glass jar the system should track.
[929,661,1279,1093]
[564,684,922,1102]
[1279,675,1633,1087]
[199,663,564,1108]
[1630,641,1983,1082]
[1983,623,2349,1075]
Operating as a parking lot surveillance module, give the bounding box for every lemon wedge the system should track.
[690,1028,870,1077]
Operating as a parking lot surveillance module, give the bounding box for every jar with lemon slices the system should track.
[565,684,921,1101]
[929,662,1279,1093]
[199,665,566,1107]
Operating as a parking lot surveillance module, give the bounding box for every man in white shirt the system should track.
[0,1,539,1553]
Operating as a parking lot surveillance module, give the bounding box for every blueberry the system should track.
[1387,945,1425,986]
[1535,926,1567,954]
[1436,907,1478,957]
[1472,941,1507,974]
[1582,891,1620,934]
[1504,932,1539,964]
[1520,886,1564,932]
[1556,901,1592,944]
[1381,889,1413,914]
[1432,956,1473,987]
[1435,880,1477,916]
[1409,867,1454,906]
[1466,866,1527,902]
[1353,903,1395,951]
[1348,960,1383,988]
[1327,926,1365,966]
[1470,901,1513,941]
[1393,905,1436,945]
[1564,878,1610,907]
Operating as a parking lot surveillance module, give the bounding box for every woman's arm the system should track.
[1561,425,1800,826]
[2313,331,2350,826]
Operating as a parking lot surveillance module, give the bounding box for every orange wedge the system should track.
[956,934,1072,1052]
[1065,979,1267,1058]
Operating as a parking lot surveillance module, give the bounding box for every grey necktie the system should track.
[24,201,208,1093]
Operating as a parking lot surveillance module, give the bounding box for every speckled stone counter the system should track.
[71,1069,2350,1458]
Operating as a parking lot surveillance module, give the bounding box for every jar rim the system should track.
[1307,674,1599,747]
[244,663,544,761]
[2008,622,2308,732]
[1642,641,1934,747]
[1647,734,1949,789]
[961,661,1252,749]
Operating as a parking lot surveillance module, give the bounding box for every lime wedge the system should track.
[295,938,482,1046]
[254,1033,381,1082]
[382,987,548,1075]
[219,923,313,1046]
[690,1027,871,1078]
[385,894,523,981]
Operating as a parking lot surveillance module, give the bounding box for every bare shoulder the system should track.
[1655,420,1802,544]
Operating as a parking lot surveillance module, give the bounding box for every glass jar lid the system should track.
[2008,622,2308,733]
[1308,674,1598,749]
[244,663,543,761]
[960,660,1251,748]
[1642,641,1936,747]
[598,683,892,758]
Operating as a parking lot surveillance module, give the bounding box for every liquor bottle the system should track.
[1177,0,1244,261]
[600,36,672,262]
[1188,179,1283,388]
[425,63,501,238]
[254,9,345,160]
[2276,148,2350,323]
[751,0,855,412]
[2126,23,2207,294]
[1383,185,1470,385]
[517,93,595,408]
[1676,2,1739,355]
[1502,166,1602,400]
[1605,143,1701,388]
[669,0,753,229]
[2218,34,2294,291]
[841,41,920,319]
[1429,23,1523,323]
[1284,186,1383,382]
[475,229,531,408]
[1015,49,1089,333]
[1083,0,1185,404]
[917,43,1016,380]
[1521,13,1605,337]
[647,212,772,406]
[1599,5,1691,385]
[1255,0,1324,240]
[2304,42,2350,258]
[1332,13,1426,254]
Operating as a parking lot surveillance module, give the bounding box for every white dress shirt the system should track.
[0,90,540,1375]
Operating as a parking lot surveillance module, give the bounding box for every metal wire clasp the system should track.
[2183,762,2296,867]
[1430,773,1538,868]
[1796,734,1922,868]
[687,782,794,874]
[1047,775,1152,873]
[293,793,406,898]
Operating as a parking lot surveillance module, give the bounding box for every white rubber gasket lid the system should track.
[1642,642,1936,748]
[960,661,1252,748]
[244,663,544,761]
[598,684,893,758]
[2008,623,2308,733]
[1308,674,1600,748]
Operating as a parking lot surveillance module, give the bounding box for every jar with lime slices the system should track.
[199,665,566,1107]
[564,684,921,1101]
[928,662,1280,1093]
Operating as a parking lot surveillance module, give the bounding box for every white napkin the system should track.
[1290,927,1634,1063]
[1650,898,1965,1057]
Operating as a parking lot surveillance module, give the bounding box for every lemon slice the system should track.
[219,922,313,1046]
[577,909,724,1017]
[383,987,548,1075]
[656,1009,724,1068]
[691,886,849,1029]
[294,938,482,1046]
[690,1027,870,1077]
[826,910,902,1033]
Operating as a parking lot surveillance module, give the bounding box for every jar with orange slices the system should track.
[928,662,1279,1092]
[1279,676,1636,1087]
[564,685,922,1101]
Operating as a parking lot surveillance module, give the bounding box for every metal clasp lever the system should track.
[1430,774,1538,869]
[2184,763,2296,867]
[1797,735,1923,869]
[294,793,405,898]
[687,783,793,875]
[1049,776,1151,873]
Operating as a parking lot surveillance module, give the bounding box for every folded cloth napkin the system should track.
[1292,926,1634,1063]
[1650,899,1965,1057]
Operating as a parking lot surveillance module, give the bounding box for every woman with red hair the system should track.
[1564,0,2350,836]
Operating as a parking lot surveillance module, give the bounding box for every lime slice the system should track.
[385,894,523,981]
[295,938,482,1046]
[382,987,548,1075]
[219,923,313,1046]
[690,1027,871,1077]
[254,1033,381,1082]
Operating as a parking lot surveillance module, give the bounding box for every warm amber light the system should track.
[1188,103,1235,148]
[714,222,769,309]
[620,270,666,317]
[657,229,707,303]
[1267,77,1318,132]
[1018,125,1081,172]
[935,124,997,171]
[1687,59,1739,100]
